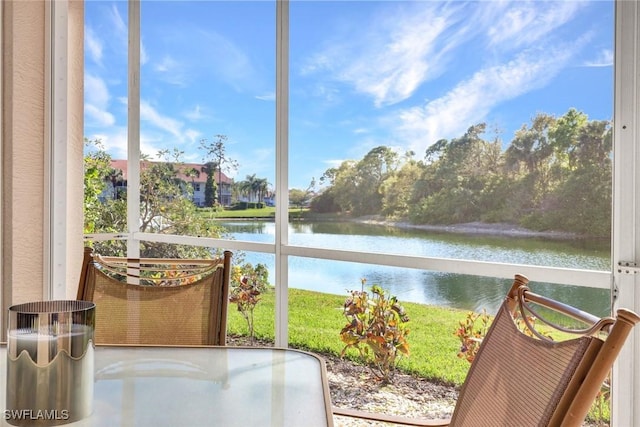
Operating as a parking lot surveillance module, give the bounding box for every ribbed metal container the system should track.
[6,300,95,426]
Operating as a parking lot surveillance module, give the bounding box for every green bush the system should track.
[340,281,410,383]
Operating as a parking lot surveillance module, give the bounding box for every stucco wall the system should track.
[2,0,85,314]
[2,0,46,305]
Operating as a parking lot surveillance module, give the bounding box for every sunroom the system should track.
[2,0,640,425]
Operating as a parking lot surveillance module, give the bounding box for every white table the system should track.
[0,345,334,427]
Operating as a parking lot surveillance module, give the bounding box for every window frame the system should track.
[610,1,640,423]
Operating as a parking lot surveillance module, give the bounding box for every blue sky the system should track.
[84,0,614,191]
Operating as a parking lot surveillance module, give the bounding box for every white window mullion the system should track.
[274,0,290,347]
[127,0,141,258]
[611,0,640,425]
[0,0,4,322]
[46,0,69,300]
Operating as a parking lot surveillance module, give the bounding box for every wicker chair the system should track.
[77,247,232,346]
[333,274,640,426]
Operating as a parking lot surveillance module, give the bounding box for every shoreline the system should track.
[352,216,585,240]
[219,214,603,240]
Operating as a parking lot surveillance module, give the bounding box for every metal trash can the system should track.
[5,300,95,426]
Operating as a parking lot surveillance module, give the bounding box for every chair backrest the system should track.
[450,274,640,427]
[77,247,232,346]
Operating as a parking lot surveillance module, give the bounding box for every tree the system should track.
[84,145,226,258]
[549,108,588,170]
[289,178,316,209]
[201,162,218,207]
[533,120,612,236]
[308,108,612,237]
[199,134,238,206]
[289,188,309,209]
[380,157,423,218]
[329,160,358,213]
[504,115,555,174]
[408,124,505,224]
[255,177,269,204]
[329,146,399,216]
[237,174,270,206]
[237,177,252,202]
[84,139,126,236]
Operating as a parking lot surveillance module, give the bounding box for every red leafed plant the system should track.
[340,279,410,383]
[454,309,490,363]
[229,263,269,345]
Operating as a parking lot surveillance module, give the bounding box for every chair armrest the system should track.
[332,406,450,426]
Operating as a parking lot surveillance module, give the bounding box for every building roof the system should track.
[110,160,233,185]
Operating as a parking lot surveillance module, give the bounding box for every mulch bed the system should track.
[227,335,458,424]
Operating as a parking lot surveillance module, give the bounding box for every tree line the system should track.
[310,108,612,238]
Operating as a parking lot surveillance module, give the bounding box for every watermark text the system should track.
[4,409,69,421]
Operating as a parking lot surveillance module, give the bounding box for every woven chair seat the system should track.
[77,247,232,346]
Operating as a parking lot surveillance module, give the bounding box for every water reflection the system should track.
[220,220,611,317]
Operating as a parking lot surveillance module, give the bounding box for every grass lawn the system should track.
[227,287,472,386]
[196,206,346,220]
[210,206,470,383]
[226,288,611,423]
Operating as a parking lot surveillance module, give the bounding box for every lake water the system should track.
[221,220,611,316]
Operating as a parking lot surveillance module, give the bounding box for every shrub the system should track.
[454,309,490,364]
[340,279,410,383]
[229,262,269,344]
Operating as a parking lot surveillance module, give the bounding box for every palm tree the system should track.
[245,174,259,202]
[255,178,269,204]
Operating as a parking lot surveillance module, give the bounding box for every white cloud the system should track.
[486,1,585,49]
[108,4,127,37]
[183,105,208,122]
[85,74,110,107]
[301,3,472,107]
[87,118,175,163]
[584,49,613,67]
[139,135,166,160]
[197,29,254,90]
[185,129,202,145]
[302,1,589,109]
[308,83,341,105]
[118,97,192,150]
[155,55,178,73]
[140,100,186,143]
[140,38,149,66]
[395,42,580,155]
[142,24,262,94]
[85,26,103,65]
[85,105,115,128]
[255,92,275,101]
[98,3,129,62]
[88,129,128,160]
[153,55,189,86]
[84,74,115,127]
